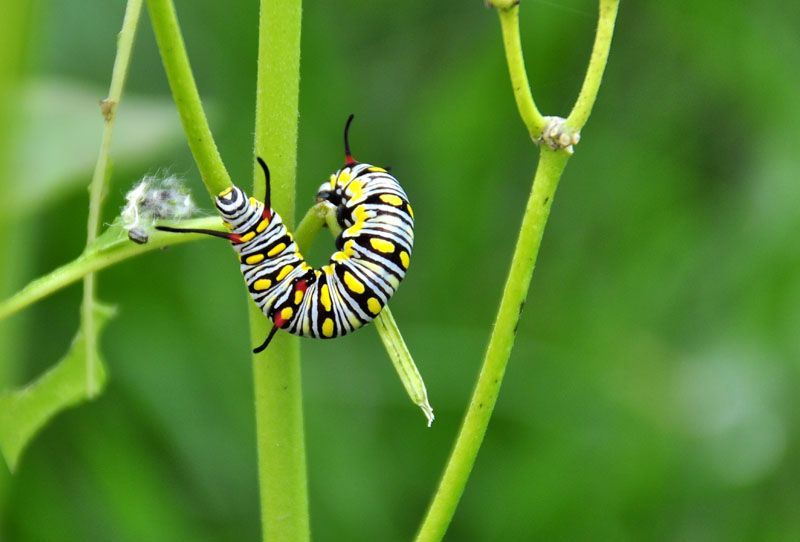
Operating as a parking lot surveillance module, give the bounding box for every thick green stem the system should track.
[146,0,231,197]
[82,0,142,398]
[251,0,308,540]
[416,150,568,541]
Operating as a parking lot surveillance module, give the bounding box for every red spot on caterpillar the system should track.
[262,207,271,221]
[230,233,243,243]
[295,279,308,293]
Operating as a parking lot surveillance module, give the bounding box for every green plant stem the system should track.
[251,0,308,540]
[292,203,328,250]
[416,149,568,541]
[0,218,223,323]
[81,0,142,398]
[146,0,231,197]
[417,1,619,538]
[498,5,546,138]
[567,0,620,131]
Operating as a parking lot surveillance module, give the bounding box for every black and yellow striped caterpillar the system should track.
[157,116,414,353]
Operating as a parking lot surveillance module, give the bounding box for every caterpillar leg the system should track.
[253,324,280,354]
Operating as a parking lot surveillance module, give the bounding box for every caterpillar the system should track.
[156,115,414,353]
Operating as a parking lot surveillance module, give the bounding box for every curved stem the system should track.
[83,0,143,397]
[566,0,620,131]
[416,149,568,541]
[146,0,231,197]
[251,0,308,540]
[498,5,546,138]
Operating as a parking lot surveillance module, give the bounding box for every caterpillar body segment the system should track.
[156,116,414,353]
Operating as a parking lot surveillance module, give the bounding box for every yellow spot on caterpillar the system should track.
[301,262,312,272]
[344,271,365,294]
[400,251,410,269]
[406,204,414,219]
[354,206,369,223]
[257,219,269,233]
[320,284,332,311]
[276,265,294,281]
[294,290,304,304]
[333,251,348,262]
[240,231,256,242]
[345,223,363,236]
[367,297,382,315]
[281,307,294,320]
[219,187,233,198]
[267,243,286,257]
[370,238,395,253]
[337,169,351,186]
[380,194,403,206]
[303,318,310,335]
[322,265,334,276]
[367,166,387,173]
[322,318,334,337]
[245,254,265,265]
[249,197,258,206]
[223,221,233,230]
[254,279,272,291]
[347,180,363,195]
[344,240,356,257]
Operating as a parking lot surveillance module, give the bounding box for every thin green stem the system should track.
[416,150,568,541]
[251,0,308,540]
[0,218,224,323]
[146,0,231,198]
[292,203,328,252]
[566,0,620,131]
[417,1,620,538]
[82,0,142,397]
[498,5,546,138]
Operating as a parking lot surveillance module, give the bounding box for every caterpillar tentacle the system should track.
[159,116,414,352]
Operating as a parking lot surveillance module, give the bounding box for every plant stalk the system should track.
[146,0,231,197]
[416,1,619,538]
[416,149,568,541]
[82,0,143,398]
[251,0,309,540]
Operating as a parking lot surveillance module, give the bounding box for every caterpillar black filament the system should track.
[156,115,414,353]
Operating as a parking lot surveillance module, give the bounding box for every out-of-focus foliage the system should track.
[1,1,799,540]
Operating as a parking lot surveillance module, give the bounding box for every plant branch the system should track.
[81,0,143,398]
[416,1,620,538]
[0,218,224,323]
[497,4,546,138]
[567,0,620,131]
[251,0,309,540]
[146,0,231,197]
[416,149,568,541]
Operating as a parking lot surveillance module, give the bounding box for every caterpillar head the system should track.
[215,186,250,221]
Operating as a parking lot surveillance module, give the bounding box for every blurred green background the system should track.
[2,0,800,540]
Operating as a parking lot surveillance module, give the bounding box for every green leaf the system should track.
[0,302,116,471]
